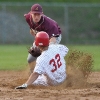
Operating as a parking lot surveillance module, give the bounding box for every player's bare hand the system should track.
[15,83,27,89]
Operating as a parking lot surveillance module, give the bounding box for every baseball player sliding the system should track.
[15,31,69,89]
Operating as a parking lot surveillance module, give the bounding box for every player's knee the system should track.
[27,57,32,63]
[27,54,37,63]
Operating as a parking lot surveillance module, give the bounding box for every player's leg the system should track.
[49,34,62,44]
[27,54,36,74]
[27,42,37,74]
[32,74,48,86]
[55,34,62,44]
[27,53,36,63]
[32,74,64,86]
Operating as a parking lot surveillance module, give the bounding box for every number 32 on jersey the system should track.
[49,54,62,72]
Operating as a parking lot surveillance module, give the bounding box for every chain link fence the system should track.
[0,2,100,44]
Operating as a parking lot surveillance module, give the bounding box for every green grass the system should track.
[0,45,100,71]
[0,45,29,70]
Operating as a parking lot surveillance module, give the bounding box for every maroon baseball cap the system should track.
[31,4,43,14]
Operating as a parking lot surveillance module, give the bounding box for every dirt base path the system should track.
[0,70,100,100]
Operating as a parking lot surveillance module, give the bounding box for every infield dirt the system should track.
[0,69,100,100]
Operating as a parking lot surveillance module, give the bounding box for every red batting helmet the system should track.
[35,31,49,46]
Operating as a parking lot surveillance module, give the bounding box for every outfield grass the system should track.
[0,45,100,71]
[0,45,29,70]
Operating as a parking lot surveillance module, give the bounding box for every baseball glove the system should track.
[28,46,41,57]
[15,83,27,89]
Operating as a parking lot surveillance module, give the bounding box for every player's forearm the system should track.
[49,37,56,44]
[30,28,36,36]
[25,72,39,86]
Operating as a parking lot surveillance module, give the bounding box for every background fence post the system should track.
[64,5,69,44]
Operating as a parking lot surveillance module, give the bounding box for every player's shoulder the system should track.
[50,44,68,50]
[43,15,56,23]
[49,44,64,47]
[36,53,49,64]
[49,44,60,50]
[24,12,31,19]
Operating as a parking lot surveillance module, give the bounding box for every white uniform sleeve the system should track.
[33,57,46,74]
[58,45,69,57]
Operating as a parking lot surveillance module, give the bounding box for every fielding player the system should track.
[15,31,69,89]
[24,4,62,72]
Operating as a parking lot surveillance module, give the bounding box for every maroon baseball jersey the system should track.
[24,12,62,37]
